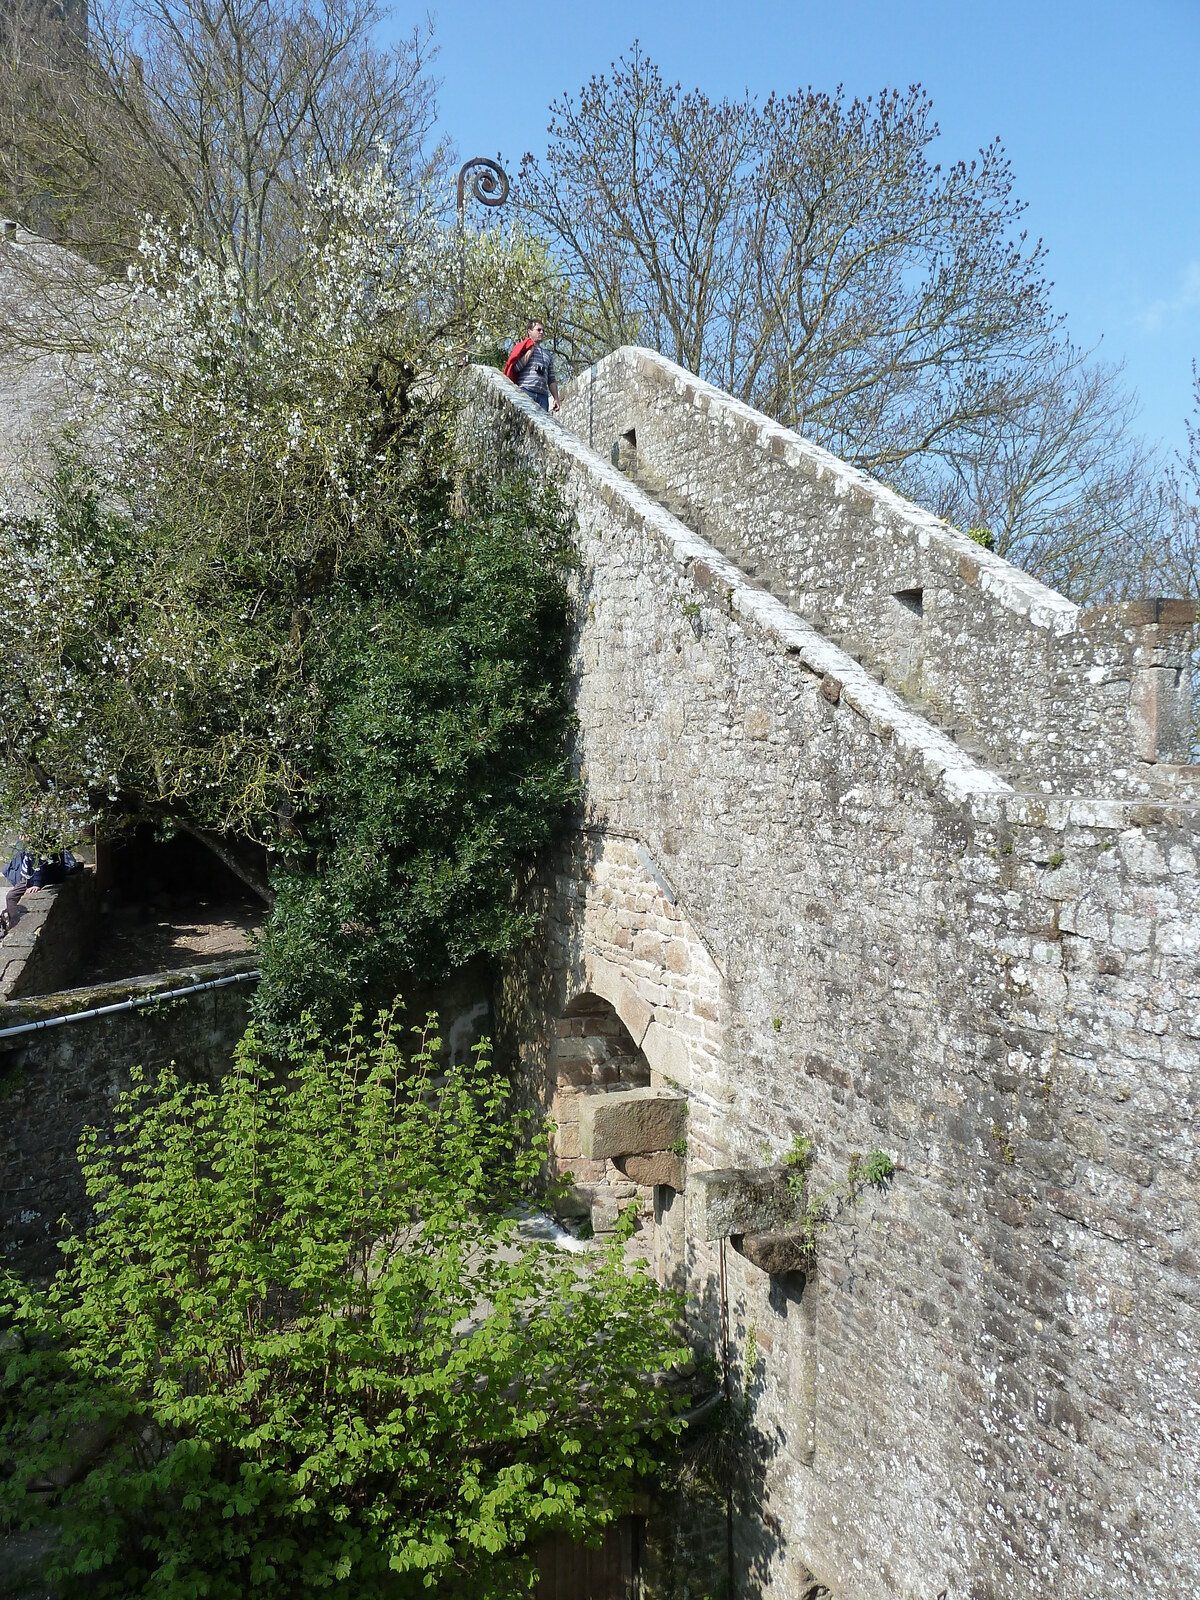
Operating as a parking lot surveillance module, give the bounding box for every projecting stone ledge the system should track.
[577,1088,688,1160]
[734,1231,812,1276]
[616,1150,687,1189]
[688,1167,797,1241]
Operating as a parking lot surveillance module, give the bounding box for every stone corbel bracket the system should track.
[577,1086,688,1162]
[688,1166,798,1240]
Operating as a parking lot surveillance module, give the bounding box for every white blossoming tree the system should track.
[0,161,579,1030]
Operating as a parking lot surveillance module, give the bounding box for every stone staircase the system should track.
[619,456,1029,789]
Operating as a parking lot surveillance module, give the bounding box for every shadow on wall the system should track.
[0,965,255,1282]
[641,1237,794,1600]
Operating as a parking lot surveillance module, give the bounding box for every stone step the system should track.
[689,1167,797,1241]
[577,1087,688,1161]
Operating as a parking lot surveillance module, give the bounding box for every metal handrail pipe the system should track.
[0,969,260,1042]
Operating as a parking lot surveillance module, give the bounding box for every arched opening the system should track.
[549,990,688,1274]
[553,990,651,1093]
[549,992,651,1183]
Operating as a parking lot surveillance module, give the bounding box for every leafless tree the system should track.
[1,0,443,296]
[519,49,759,377]
[519,47,1163,596]
[915,341,1166,602]
[1159,365,1200,603]
[1152,366,1200,752]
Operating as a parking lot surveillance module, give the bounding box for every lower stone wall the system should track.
[0,868,98,999]
[0,963,255,1280]
[0,959,498,1284]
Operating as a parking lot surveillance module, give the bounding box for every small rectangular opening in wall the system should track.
[893,586,924,617]
[612,428,638,471]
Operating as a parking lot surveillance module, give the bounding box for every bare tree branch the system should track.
[0,0,445,297]
[518,48,1163,595]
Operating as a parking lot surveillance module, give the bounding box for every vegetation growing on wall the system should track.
[783,1132,895,1264]
[0,1010,688,1597]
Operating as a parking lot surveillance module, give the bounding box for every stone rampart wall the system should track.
[561,348,1196,789]
[469,367,1200,1600]
[0,961,255,1279]
[0,868,98,999]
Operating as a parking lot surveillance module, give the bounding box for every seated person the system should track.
[1,845,78,933]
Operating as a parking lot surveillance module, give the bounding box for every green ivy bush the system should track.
[253,471,578,1035]
[0,1010,687,1598]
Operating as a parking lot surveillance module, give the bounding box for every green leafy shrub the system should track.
[850,1149,896,1188]
[0,1011,687,1598]
[253,471,578,1034]
[783,1137,896,1264]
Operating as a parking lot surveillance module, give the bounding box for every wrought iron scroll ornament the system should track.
[456,157,510,321]
[456,156,509,217]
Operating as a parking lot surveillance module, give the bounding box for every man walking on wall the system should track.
[504,320,560,413]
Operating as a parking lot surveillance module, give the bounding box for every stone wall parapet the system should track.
[560,347,1196,787]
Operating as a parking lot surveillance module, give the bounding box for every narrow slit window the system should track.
[612,428,639,471]
[894,586,924,617]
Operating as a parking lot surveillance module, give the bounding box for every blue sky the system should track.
[412,0,1200,463]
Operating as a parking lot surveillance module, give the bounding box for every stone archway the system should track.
[548,989,652,1182]
[548,986,689,1254]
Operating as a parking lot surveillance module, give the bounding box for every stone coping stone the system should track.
[577,1087,688,1160]
[688,1167,797,1242]
[0,954,258,1029]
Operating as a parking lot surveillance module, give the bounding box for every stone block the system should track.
[734,1231,812,1276]
[642,1018,691,1087]
[578,1087,687,1159]
[688,1167,797,1241]
[616,1150,686,1189]
[665,940,691,974]
[632,929,666,965]
[591,1196,629,1233]
[555,1158,605,1183]
[553,1120,581,1159]
[1156,597,1199,629]
[550,1087,585,1120]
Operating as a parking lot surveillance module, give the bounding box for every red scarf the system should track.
[503,337,536,382]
